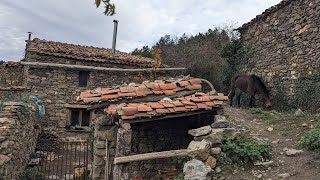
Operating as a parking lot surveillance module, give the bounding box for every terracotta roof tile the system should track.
[181,101,196,106]
[186,84,202,90]
[177,81,190,87]
[159,102,176,108]
[101,94,119,100]
[147,102,165,109]
[189,79,202,85]
[159,83,177,90]
[80,92,101,99]
[173,87,185,92]
[134,113,150,118]
[28,38,160,67]
[163,90,175,96]
[173,107,188,112]
[168,108,175,113]
[204,102,215,107]
[152,90,164,95]
[170,101,184,107]
[145,83,161,91]
[196,103,208,109]
[101,89,120,95]
[122,107,139,116]
[156,108,170,114]
[185,105,198,109]
[118,92,137,97]
[137,105,153,112]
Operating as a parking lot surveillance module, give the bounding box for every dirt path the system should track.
[218,107,320,180]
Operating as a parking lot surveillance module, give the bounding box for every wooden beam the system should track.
[21,62,186,72]
[64,103,90,109]
[119,108,220,124]
[114,149,188,164]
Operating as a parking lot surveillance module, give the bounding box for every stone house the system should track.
[237,0,320,109]
[0,37,184,134]
[74,77,228,179]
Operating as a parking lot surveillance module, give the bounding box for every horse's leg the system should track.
[249,92,256,108]
[236,91,242,108]
[228,89,235,106]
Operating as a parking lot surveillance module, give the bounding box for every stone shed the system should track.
[74,77,228,179]
[237,0,320,110]
[1,37,185,136]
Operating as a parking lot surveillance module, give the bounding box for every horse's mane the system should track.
[251,74,269,96]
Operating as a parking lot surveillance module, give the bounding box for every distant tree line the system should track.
[130,28,241,92]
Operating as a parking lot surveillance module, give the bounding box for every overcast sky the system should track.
[0,0,281,61]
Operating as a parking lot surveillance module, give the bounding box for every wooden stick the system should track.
[114,149,188,164]
[21,61,186,72]
[104,139,109,180]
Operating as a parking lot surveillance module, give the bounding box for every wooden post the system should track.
[104,139,109,180]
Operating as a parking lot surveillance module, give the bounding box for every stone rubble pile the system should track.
[183,112,239,180]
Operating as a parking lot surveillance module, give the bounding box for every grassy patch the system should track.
[218,133,272,165]
[18,166,44,180]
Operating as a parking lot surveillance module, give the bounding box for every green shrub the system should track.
[18,166,44,180]
[170,156,191,168]
[249,108,273,120]
[218,133,272,165]
[302,128,320,152]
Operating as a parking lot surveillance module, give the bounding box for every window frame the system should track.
[79,71,90,87]
[67,109,93,130]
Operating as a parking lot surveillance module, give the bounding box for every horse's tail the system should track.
[228,75,239,98]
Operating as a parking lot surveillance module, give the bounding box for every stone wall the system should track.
[0,102,39,179]
[0,61,25,88]
[239,0,320,110]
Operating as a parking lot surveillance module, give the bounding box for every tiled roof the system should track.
[104,92,228,120]
[238,0,296,30]
[78,77,204,104]
[27,38,162,67]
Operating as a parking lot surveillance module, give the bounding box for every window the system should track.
[79,71,90,87]
[69,109,92,130]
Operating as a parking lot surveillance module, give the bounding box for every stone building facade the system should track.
[237,0,320,110]
[1,38,181,132]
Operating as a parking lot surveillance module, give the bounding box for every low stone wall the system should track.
[0,61,25,88]
[0,102,39,179]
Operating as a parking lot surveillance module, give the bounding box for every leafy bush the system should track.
[302,128,320,152]
[218,133,272,165]
[18,166,44,180]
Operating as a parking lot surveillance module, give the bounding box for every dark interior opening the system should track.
[79,71,90,87]
[127,112,214,179]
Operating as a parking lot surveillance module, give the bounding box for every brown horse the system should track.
[228,74,271,108]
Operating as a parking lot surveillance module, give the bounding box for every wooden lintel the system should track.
[114,149,188,164]
[21,61,186,72]
[64,103,91,109]
[121,108,220,124]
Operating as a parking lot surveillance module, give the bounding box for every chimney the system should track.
[112,20,119,53]
[24,32,33,59]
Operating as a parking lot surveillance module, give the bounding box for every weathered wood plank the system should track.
[114,149,188,164]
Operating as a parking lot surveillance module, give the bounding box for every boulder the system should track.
[205,156,217,169]
[187,140,211,161]
[211,115,229,128]
[210,147,222,155]
[188,126,212,137]
[183,159,213,180]
[194,129,224,144]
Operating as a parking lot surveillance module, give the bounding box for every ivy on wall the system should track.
[295,72,320,112]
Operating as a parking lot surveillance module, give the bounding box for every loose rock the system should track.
[294,109,304,116]
[211,115,229,128]
[194,129,224,144]
[277,173,290,178]
[254,161,274,167]
[188,126,212,137]
[187,140,211,161]
[210,147,222,155]
[205,156,217,169]
[183,159,213,180]
[283,147,303,156]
